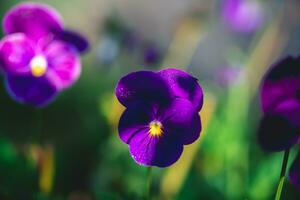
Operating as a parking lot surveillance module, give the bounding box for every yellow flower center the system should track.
[149,120,163,137]
[30,55,47,77]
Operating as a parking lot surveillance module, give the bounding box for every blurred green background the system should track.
[0,0,300,199]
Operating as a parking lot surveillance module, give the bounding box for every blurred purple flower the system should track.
[143,44,160,65]
[215,66,241,87]
[0,2,89,107]
[223,0,264,33]
[115,68,203,167]
[258,56,300,190]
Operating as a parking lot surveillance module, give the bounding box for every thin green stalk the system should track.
[275,149,290,200]
[34,109,44,142]
[146,167,152,200]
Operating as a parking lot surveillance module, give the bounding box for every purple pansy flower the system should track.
[258,56,300,190]
[0,2,88,107]
[116,68,203,167]
[222,0,264,33]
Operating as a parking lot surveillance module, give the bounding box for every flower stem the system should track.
[275,149,290,200]
[35,109,44,142]
[146,167,152,200]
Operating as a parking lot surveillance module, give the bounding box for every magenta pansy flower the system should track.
[258,56,300,191]
[0,2,88,107]
[115,68,203,167]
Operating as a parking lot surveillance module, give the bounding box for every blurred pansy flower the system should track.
[0,2,89,107]
[115,68,203,167]
[222,0,264,33]
[143,43,161,66]
[258,56,300,190]
[215,66,241,87]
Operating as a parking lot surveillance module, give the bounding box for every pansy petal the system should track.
[44,40,81,90]
[129,130,183,167]
[5,74,57,107]
[289,153,300,191]
[158,68,203,111]
[257,99,300,151]
[261,56,300,113]
[115,71,172,107]
[0,33,34,75]
[159,98,201,145]
[3,2,63,42]
[118,101,154,144]
[56,30,89,53]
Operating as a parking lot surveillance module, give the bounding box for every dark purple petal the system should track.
[43,40,81,90]
[289,153,300,191]
[158,68,203,111]
[5,74,58,107]
[261,56,300,113]
[56,30,89,53]
[0,33,35,75]
[257,99,300,151]
[129,130,183,167]
[115,71,172,107]
[3,2,63,42]
[159,98,201,145]
[118,101,155,144]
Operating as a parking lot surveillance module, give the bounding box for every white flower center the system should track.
[30,55,48,77]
